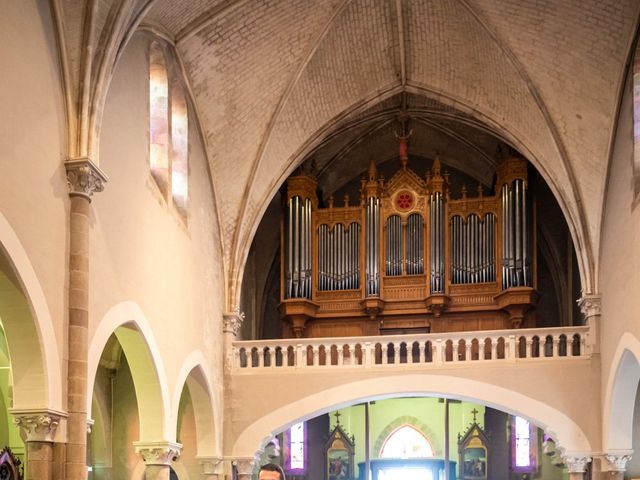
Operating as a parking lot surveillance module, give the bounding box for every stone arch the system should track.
[232,82,594,313]
[0,211,62,410]
[602,332,640,452]
[172,351,218,457]
[231,374,591,459]
[373,415,441,458]
[87,301,171,440]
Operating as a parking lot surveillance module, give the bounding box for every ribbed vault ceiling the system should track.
[135,0,640,300]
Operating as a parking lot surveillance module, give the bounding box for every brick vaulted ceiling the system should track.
[138,0,640,301]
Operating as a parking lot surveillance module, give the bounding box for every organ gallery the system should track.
[280,132,538,338]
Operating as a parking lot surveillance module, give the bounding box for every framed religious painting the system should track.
[324,424,354,480]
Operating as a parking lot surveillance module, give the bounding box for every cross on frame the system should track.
[471,408,479,423]
[334,411,342,426]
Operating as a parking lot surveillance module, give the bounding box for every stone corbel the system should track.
[223,309,245,337]
[563,454,591,473]
[65,157,108,200]
[604,451,633,472]
[134,441,182,466]
[577,293,601,322]
[10,408,68,443]
[577,293,601,353]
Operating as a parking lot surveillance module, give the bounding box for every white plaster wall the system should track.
[92,31,224,450]
[0,0,68,405]
[599,71,640,450]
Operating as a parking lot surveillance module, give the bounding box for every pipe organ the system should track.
[280,152,537,338]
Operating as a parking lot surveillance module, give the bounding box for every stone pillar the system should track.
[134,441,182,480]
[197,456,223,479]
[604,452,633,480]
[223,310,244,370]
[564,455,591,480]
[578,293,601,354]
[64,158,107,480]
[12,409,66,480]
[234,458,256,480]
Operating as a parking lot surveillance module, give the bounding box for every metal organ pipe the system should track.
[501,179,530,290]
[430,193,444,293]
[366,197,380,296]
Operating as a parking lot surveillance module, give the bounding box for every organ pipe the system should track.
[501,178,530,288]
[285,196,313,299]
[430,192,444,293]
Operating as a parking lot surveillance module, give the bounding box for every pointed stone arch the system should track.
[602,332,640,452]
[0,211,62,410]
[374,416,440,458]
[87,301,171,440]
[231,374,592,459]
[172,351,219,457]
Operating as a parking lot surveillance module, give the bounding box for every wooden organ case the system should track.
[280,144,537,338]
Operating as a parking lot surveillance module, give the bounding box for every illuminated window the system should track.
[634,43,640,198]
[149,40,189,217]
[511,416,537,473]
[171,86,188,215]
[149,42,169,193]
[380,425,434,459]
[284,421,305,473]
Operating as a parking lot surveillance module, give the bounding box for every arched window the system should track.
[634,42,640,198]
[511,416,537,473]
[149,40,189,218]
[380,424,434,459]
[284,421,306,474]
[149,42,169,192]
[171,85,188,215]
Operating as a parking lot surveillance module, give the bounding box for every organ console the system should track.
[280,138,537,338]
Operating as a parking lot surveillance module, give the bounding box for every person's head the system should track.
[258,463,285,480]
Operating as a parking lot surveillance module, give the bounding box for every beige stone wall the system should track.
[599,71,640,454]
[92,29,224,454]
[0,0,69,397]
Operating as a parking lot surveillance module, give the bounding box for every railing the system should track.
[231,326,592,372]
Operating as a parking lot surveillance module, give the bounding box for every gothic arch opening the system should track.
[240,92,582,340]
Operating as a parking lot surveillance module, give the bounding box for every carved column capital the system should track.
[577,293,601,321]
[65,158,108,200]
[223,309,245,337]
[604,451,633,472]
[133,441,182,466]
[87,418,95,434]
[197,456,223,475]
[10,409,67,442]
[563,454,591,473]
[233,457,256,476]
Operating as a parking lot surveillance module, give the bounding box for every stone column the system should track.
[64,158,107,480]
[134,441,182,480]
[564,455,591,480]
[234,458,256,480]
[197,456,223,479]
[223,310,244,370]
[604,452,633,480]
[11,409,66,480]
[578,294,601,354]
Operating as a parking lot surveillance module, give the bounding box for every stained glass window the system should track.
[380,425,434,459]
